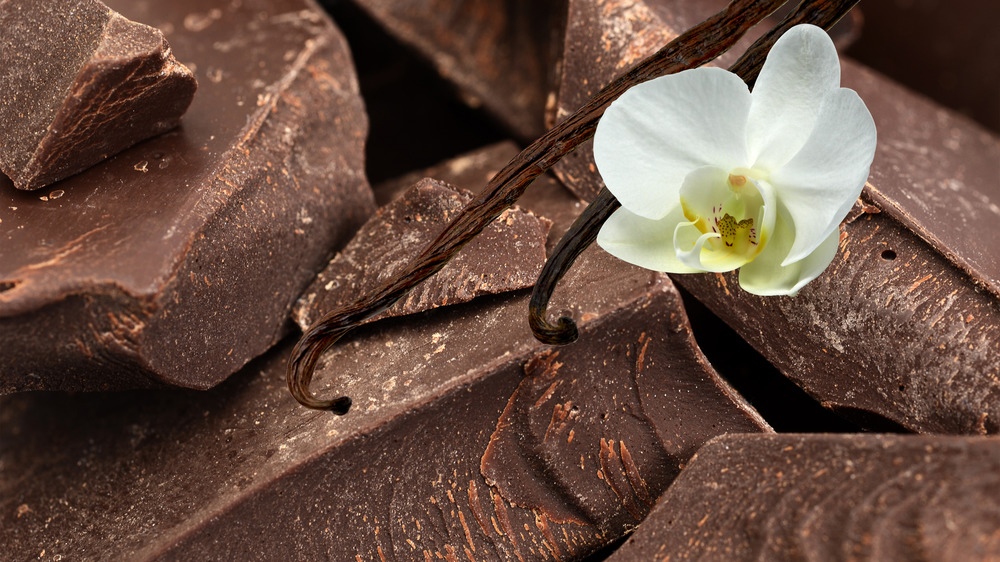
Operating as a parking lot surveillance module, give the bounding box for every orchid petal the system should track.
[746,24,841,172]
[770,87,876,265]
[593,67,751,220]
[675,222,751,273]
[597,205,701,273]
[677,166,731,223]
[738,210,841,296]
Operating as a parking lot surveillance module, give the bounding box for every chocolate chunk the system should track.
[349,0,561,139]
[552,0,1000,434]
[0,0,374,393]
[0,145,768,559]
[609,434,1000,561]
[0,0,198,190]
[294,177,551,329]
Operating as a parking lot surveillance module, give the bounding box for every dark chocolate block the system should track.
[551,0,1000,434]
[347,0,561,140]
[609,434,1000,561]
[294,177,551,329]
[0,0,197,190]
[0,146,769,560]
[0,0,374,393]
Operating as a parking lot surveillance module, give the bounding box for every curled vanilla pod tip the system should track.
[529,188,620,345]
[526,0,861,346]
[285,0,793,412]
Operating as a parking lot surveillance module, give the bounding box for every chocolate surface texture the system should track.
[0,0,375,393]
[294,177,551,329]
[609,434,1000,561]
[0,145,769,560]
[551,0,1000,434]
[0,0,198,190]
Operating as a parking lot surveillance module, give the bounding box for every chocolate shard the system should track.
[609,434,1000,561]
[549,0,859,202]
[294,177,551,330]
[347,0,562,140]
[0,144,768,560]
[0,0,374,393]
[554,0,1000,434]
[0,0,198,191]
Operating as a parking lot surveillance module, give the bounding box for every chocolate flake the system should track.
[350,0,561,140]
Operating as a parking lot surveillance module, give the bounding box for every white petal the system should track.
[678,166,730,222]
[594,67,751,220]
[770,88,876,265]
[746,24,841,172]
[675,223,748,272]
[597,206,701,273]
[738,213,841,296]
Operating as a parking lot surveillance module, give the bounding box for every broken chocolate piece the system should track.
[0,146,769,559]
[294,177,551,330]
[0,0,198,190]
[609,434,1000,561]
[348,0,561,140]
[0,0,374,393]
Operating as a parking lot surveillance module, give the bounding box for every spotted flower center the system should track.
[674,167,774,273]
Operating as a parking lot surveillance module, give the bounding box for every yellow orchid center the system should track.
[677,167,769,271]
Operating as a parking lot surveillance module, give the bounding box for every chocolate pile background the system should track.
[1,0,998,559]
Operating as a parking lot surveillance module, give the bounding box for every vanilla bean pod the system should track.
[528,0,861,345]
[288,0,788,412]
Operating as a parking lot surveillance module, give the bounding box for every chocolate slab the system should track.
[552,0,1000,434]
[347,0,562,140]
[608,434,1000,561]
[0,0,197,191]
[0,0,374,393]
[294,177,551,330]
[0,147,769,560]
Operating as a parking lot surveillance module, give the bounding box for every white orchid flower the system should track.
[594,24,876,296]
